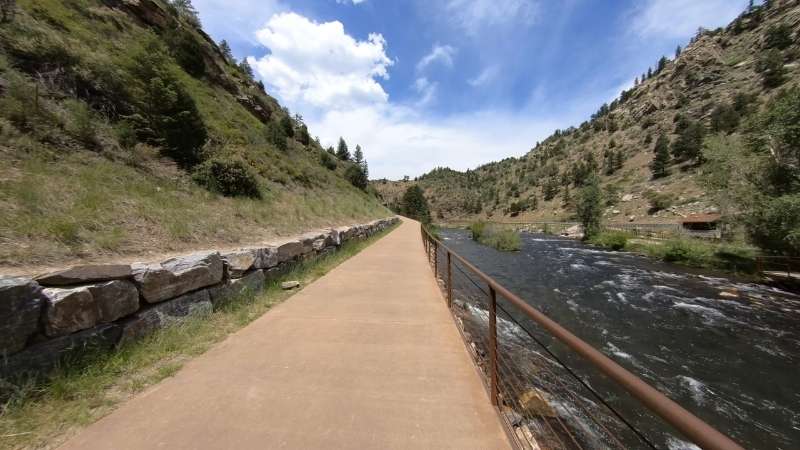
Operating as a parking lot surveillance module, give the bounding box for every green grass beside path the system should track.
[0,224,397,450]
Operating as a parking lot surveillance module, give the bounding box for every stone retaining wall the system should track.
[0,217,399,379]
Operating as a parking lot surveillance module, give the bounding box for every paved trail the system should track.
[60,218,509,450]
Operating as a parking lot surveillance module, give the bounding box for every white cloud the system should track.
[249,12,392,110]
[309,105,565,180]
[416,44,457,72]
[413,77,438,108]
[336,0,367,4]
[468,66,500,87]
[445,0,540,34]
[629,0,748,39]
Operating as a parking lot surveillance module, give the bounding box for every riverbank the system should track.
[587,231,759,275]
[0,222,398,449]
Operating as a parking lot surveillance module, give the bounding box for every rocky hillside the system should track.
[375,0,800,225]
[0,0,387,272]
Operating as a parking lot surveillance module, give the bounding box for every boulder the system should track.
[132,252,223,303]
[519,389,557,418]
[35,264,132,286]
[274,239,304,263]
[0,324,121,379]
[42,280,139,337]
[119,289,212,345]
[220,250,256,278]
[333,226,351,245]
[251,246,279,269]
[208,270,265,307]
[281,281,300,290]
[0,277,45,355]
[621,194,634,202]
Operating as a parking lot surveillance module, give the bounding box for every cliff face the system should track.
[0,0,388,269]
[375,0,800,224]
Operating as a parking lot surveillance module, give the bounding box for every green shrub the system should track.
[344,164,367,190]
[589,231,629,251]
[645,191,673,213]
[319,151,337,170]
[469,221,487,241]
[470,222,521,251]
[163,28,206,77]
[64,99,97,147]
[192,157,261,198]
[745,194,800,255]
[481,228,521,251]
[0,73,35,127]
[267,122,287,151]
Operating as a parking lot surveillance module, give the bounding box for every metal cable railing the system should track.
[420,224,743,450]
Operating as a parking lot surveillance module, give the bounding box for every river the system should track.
[436,228,800,449]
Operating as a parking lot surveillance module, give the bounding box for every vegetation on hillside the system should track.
[398,185,431,224]
[374,0,800,256]
[0,0,385,268]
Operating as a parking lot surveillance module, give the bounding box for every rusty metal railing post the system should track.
[434,240,438,279]
[488,286,499,406]
[447,251,452,308]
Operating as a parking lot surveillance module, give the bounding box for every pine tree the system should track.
[656,56,668,73]
[400,185,431,223]
[336,137,350,161]
[576,174,603,240]
[647,67,653,79]
[650,134,670,178]
[219,40,233,62]
[239,60,254,79]
[170,0,200,26]
[353,145,364,166]
[675,45,682,58]
[280,115,294,138]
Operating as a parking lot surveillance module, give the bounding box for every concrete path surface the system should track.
[59,218,510,450]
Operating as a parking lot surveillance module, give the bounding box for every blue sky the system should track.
[192,0,750,179]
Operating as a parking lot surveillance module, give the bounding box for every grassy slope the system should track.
[0,0,388,271]
[0,224,398,449]
[374,1,800,224]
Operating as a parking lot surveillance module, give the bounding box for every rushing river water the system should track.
[437,228,800,450]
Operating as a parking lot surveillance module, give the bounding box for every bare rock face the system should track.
[220,250,257,278]
[132,252,223,303]
[208,270,265,307]
[35,264,132,286]
[0,277,45,355]
[42,280,140,337]
[119,290,212,345]
[0,324,121,379]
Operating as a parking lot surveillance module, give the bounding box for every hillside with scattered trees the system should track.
[0,0,383,271]
[375,0,800,255]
